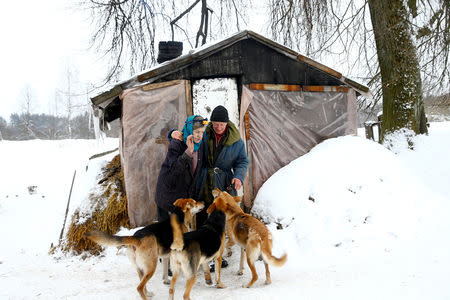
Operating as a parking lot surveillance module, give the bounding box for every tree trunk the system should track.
[368,0,428,142]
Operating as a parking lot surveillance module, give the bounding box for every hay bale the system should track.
[62,154,130,255]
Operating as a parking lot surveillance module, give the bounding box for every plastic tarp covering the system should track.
[240,86,357,201]
[121,81,188,227]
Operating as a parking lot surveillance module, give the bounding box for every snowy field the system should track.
[1,123,450,300]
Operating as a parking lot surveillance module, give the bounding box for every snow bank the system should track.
[253,135,430,253]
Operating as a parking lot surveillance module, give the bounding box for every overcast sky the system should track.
[0,1,268,121]
[1,1,348,122]
[0,0,104,120]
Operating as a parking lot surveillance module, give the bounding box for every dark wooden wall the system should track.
[104,39,344,122]
[157,39,343,86]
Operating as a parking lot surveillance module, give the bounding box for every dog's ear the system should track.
[212,188,220,198]
[233,196,242,203]
[174,198,188,212]
[206,202,216,214]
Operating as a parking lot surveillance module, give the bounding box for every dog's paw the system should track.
[216,282,226,289]
[145,289,155,297]
[205,279,213,285]
[237,270,243,276]
[170,241,183,251]
[163,279,171,285]
[265,279,272,285]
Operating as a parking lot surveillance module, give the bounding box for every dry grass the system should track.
[61,154,130,255]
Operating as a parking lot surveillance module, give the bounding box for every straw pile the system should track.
[62,154,130,255]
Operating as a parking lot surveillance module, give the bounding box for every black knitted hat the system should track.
[210,105,229,122]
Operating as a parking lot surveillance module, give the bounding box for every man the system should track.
[195,105,249,225]
[193,105,248,271]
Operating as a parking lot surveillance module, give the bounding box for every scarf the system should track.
[181,115,202,152]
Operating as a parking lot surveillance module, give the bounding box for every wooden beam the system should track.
[185,80,192,117]
[297,54,342,79]
[343,77,370,93]
[244,110,250,140]
[249,83,301,91]
[141,80,184,91]
[302,86,349,92]
[91,85,123,106]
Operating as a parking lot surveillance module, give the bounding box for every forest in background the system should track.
[0,112,120,140]
[0,93,448,141]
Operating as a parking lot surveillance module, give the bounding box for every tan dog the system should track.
[85,198,204,300]
[168,195,228,300]
[212,188,287,288]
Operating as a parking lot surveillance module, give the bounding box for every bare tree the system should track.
[58,64,86,138]
[19,84,37,139]
[0,116,7,140]
[269,0,449,141]
[80,0,251,85]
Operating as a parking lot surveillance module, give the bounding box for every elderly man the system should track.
[194,105,249,225]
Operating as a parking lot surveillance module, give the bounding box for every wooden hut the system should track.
[91,30,370,227]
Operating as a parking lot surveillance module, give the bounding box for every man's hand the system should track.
[171,130,183,141]
[231,178,242,190]
[186,135,194,154]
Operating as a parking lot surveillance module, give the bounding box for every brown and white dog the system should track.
[85,198,204,300]
[212,188,287,288]
[168,195,228,300]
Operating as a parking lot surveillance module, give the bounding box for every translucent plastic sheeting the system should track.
[120,81,188,227]
[240,86,357,202]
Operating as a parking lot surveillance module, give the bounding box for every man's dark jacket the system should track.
[194,121,248,206]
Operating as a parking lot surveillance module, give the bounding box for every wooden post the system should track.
[364,122,374,140]
[59,170,77,242]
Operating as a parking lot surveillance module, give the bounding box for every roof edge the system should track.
[91,30,371,106]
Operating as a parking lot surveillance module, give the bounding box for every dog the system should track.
[85,198,204,300]
[168,195,228,300]
[212,188,287,288]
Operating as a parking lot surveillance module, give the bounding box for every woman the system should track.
[154,115,208,222]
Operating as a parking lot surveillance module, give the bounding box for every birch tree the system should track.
[19,85,37,139]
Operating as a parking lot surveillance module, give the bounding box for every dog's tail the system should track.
[251,219,287,267]
[261,234,287,267]
[85,230,140,247]
[170,213,184,251]
[261,246,287,267]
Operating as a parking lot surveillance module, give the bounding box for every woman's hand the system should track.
[171,130,183,141]
[186,135,194,154]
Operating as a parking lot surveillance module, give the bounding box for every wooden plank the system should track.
[141,80,184,91]
[302,86,349,92]
[137,56,194,82]
[343,77,370,93]
[297,54,342,79]
[185,80,192,117]
[91,85,123,106]
[244,110,250,140]
[249,83,301,91]
[248,31,299,58]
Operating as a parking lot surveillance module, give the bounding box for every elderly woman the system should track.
[154,115,208,222]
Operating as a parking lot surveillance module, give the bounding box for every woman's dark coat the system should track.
[155,137,203,221]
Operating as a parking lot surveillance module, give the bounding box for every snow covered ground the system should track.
[1,123,450,300]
